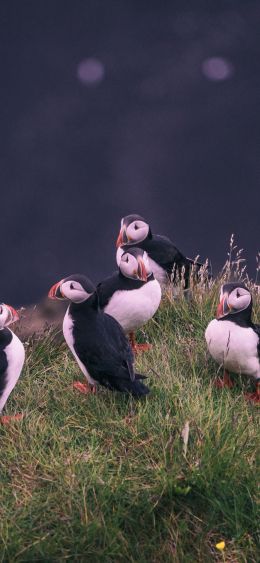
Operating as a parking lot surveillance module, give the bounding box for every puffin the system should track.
[48,274,149,397]
[205,282,260,403]
[0,303,25,424]
[97,247,161,351]
[116,214,205,289]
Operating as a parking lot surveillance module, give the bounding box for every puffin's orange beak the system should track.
[48,280,65,300]
[137,257,148,282]
[116,226,128,248]
[216,294,230,319]
[5,305,19,323]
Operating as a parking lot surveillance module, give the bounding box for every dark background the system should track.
[1,0,259,305]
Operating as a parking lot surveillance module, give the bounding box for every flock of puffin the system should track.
[0,214,259,424]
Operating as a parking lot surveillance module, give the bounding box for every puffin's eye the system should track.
[70,283,75,290]
[236,290,240,298]
[0,306,2,315]
[126,256,129,263]
[134,224,138,230]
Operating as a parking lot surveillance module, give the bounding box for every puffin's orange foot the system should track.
[214,371,234,389]
[214,378,234,389]
[0,413,24,425]
[244,392,260,404]
[73,381,96,394]
[129,332,152,354]
[132,343,152,353]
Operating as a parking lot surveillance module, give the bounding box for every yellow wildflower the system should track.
[216,541,225,551]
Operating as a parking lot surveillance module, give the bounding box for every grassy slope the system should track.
[0,280,259,562]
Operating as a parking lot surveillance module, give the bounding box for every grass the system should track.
[0,248,259,561]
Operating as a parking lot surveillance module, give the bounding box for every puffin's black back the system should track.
[139,234,186,272]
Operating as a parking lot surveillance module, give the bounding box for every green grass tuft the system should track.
[0,253,259,561]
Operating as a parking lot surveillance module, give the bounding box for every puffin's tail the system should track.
[124,379,150,397]
[114,374,150,397]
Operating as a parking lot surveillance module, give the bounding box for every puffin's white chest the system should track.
[5,331,25,375]
[104,279,161,333]
[63,309,95,384]
[205,319,260,379]
[0,330,25,413]
[63,309,75,352]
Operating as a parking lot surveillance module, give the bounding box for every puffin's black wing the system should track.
[73,312,136,384]
[139,234,205,283]
[252,323,260,361]
[102,312,135,381]
[143,235,186,274]
[73,312,149,396]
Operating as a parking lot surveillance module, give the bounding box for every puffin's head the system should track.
[119,248,151,282]
[48,274,96,304]
[216,282,252,320]
[0,303,19,329]
[116,214,151,248]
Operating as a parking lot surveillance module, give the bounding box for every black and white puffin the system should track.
[116,214,204,289]
[48,274,150,397]
[0,303,25,424]
[205,282,260,403]
[97,247,161,351]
